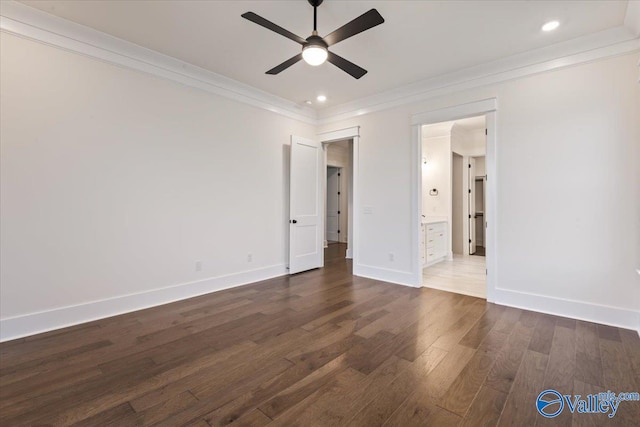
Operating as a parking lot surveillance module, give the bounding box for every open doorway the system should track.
[421,115,487,298]
[323,139,352,259]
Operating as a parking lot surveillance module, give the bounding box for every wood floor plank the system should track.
[135,390,199,426]
[483,321,535,394]
[381,344,476,425]
[431,300,487,350]
[598,337,640,426]
[228,409,272,427]
[258,354,348,420]
[344,345,448,427]
[268,368,366,426]
[619,328,640,381]
[571,380,608,427]
[1,243,637,427]
[597,324,622,342]
[574,321,604,387]
[459,385,508,427]
[439,348,496,415]
[528,314,557,355]
[497,350,549,427]
[458,304,506,349]
[536,324,576,427]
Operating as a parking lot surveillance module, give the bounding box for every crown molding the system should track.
[318,27,640,125]
[0,1,318,125]
[1,1,638,127]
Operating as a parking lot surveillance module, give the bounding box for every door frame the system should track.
[318,127,360,264]
[411,99,497,302]
[325,165,342,246]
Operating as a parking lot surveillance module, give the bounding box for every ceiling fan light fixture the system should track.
[302,45,328,66]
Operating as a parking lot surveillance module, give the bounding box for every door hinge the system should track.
[485,129,487,135]
[468,164,471,168]
[468,189,471,194]
[469,215,471,219]
[337,191,341,195]
[337,230,341,234]
[486,268,488,275]
[337,210,340,214]
[469,239,472,243]
[338,173,341,176]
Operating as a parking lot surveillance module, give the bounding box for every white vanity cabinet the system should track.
[424,221,447,266]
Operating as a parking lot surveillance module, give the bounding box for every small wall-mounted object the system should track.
[429,188,438,196]
[422,157,427,165]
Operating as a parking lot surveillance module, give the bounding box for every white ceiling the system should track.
[18,1,632,109]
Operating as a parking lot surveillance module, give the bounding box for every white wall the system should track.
[475,156,486,177]
[421,135,451,218]
[0,33,315,339]
[452,126,486,157]
[320,52,640,330]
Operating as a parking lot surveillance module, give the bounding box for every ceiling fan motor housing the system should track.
[305,34,328,49]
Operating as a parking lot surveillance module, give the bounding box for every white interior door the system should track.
[289,135,323,274]
[468,157,477,255]
[326,167,340,243]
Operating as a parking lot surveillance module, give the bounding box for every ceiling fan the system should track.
[241,0,384,79]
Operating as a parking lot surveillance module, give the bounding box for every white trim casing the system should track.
[0,264,287,342]
[319,127,360,264]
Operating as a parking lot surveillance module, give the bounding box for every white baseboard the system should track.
[354,263,420,288]
[0,264,287,342]
[345,248,353,259]
[493,287,640,332]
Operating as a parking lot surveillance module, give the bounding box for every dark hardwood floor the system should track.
[1,243,639,426]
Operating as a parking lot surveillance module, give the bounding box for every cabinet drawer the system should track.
[426,231,445,246]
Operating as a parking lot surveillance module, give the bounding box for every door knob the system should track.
[291,219,297,224]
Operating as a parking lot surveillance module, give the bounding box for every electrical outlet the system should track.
[247,253,253,262]
[388,252,394,262]
[195,260,202,272]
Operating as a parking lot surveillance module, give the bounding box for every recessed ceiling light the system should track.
[317,95,327,102]
[305,100,312,105]
[542,20,559,32]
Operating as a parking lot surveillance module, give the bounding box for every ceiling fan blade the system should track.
[327,51,367,79]
[323,9,384,47]
[266,54,303,75]
[241,12,307,45]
